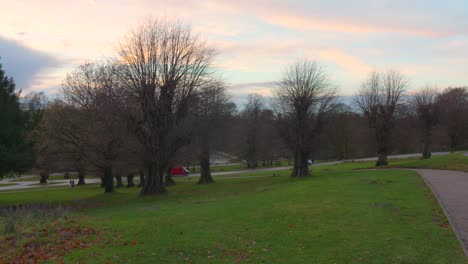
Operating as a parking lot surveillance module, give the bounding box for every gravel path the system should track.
[414,169,468,256]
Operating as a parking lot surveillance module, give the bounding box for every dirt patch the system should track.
[0,204,102,263]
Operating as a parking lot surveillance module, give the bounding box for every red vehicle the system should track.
[170,166,190,177]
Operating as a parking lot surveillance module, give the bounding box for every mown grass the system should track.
[0,154,467,263]
[190,160,291,173]
[390,152,468,172]
[0,160,465,263]
[61,170,465,263]
[0,183,18,187]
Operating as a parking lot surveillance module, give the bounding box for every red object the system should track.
[170,166,189,176]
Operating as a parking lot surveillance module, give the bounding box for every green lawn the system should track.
[190,160,291,173]
[390,152,468,172]
[0,183,18,187]
[0,161,465,263]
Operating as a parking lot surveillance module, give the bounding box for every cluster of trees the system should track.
[2,18,468,195]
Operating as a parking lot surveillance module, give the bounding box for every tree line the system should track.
[1,18,467,196]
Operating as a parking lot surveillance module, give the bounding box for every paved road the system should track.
[0,152,450,191]
[414,168,468,256]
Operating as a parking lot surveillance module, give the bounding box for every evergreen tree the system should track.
[0,60,35,177]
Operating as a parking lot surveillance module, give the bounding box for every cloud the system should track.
[196,0,466,38]
[227,81,277,107]
[317,49,371,77]
[0,36,61,92]
[229,81,278,96]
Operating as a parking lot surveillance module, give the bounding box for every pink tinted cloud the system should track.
[261,13,448,38]
[317,49,371,76]
[196,0,459,38]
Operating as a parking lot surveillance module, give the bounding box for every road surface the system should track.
[414,168,468,256]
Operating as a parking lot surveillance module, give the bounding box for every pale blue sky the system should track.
[1,0,467,104]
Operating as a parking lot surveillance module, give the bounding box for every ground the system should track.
[0,153,467,263]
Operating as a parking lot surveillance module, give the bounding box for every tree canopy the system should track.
[0,60,35,176]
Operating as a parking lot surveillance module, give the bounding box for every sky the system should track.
[1,0,467,105]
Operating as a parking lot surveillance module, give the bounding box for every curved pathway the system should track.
[413,168,468,256]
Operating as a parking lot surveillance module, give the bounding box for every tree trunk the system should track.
[39,170,48,184]
[127,173,135,187]
[450,135,457,152]
[376,151,388,166]
[291,150,309,177]
[104,166,114,193]
[198,135,214,184]
[140,161,166,195]
[77,169,85,185]
[422,129,432,159]
[100,176,105,188]
[138,169,145,187]
[165,167,176,186]
[115,174,124,188]
[375,128,389,166]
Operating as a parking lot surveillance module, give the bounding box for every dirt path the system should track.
[413,169,468,256]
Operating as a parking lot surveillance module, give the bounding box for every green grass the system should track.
[189,160,291,173]
[31,181,64,186]
[0,160,465,263]
[0,183,18,187]
[390,152,468,172]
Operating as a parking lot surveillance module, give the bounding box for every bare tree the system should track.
[437,87,468,152]
[321,103,357,160]
[62,62,130,193]
[242,94,264,168]
[411,87,440,159]
[193,80,232,184]
[355,70,407,166]
[116,18,216,195]
[45,101,89,184]
[22,92,49,183]
[274,59,336,177]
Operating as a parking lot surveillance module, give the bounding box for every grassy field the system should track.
[0,159,466,263]
[191,160,291,173]
[0,183,18,187]
[390,152,468,172]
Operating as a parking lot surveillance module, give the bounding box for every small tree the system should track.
[242,94,264,168]
[437,87,468,151]
[411,87,440,159]
[43,100,89,185]
[62,62,130,193]
[274,59,336,177]
[193,80,232,184]
[355,70,407,166]
[23,92,49,183]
